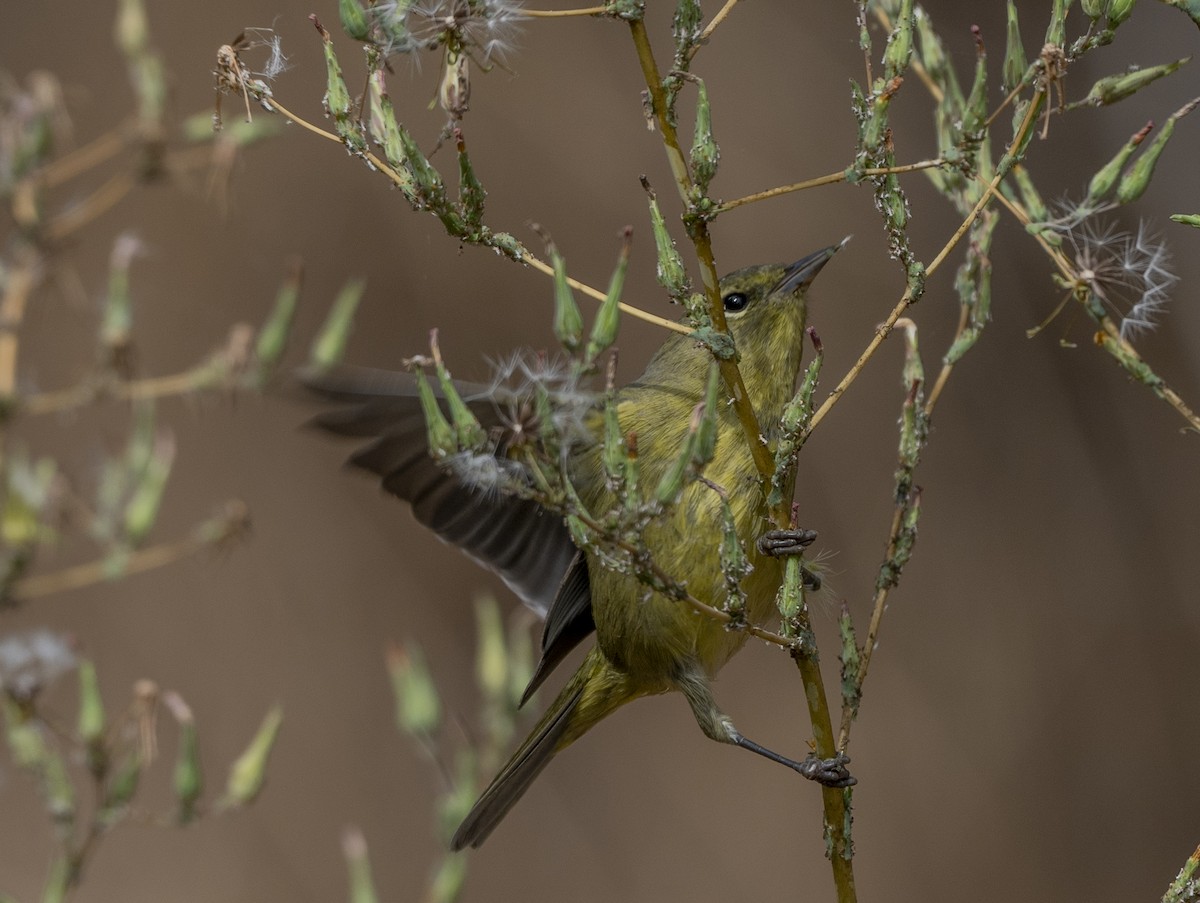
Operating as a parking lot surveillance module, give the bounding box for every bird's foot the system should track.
[756,528,821,589]
[793,751,856,788]
[756,528,818,557]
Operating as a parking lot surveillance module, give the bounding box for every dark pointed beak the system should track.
[773,237,850,295]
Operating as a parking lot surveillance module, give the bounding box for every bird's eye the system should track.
[723,292,749,312]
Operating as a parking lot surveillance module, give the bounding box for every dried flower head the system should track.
[378,0,524,65]
[1048,210,1179,340]
[0,629,77,702]
[483,350,597,449]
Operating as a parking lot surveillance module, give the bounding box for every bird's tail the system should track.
[450,647,640,850]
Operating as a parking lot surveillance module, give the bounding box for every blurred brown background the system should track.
[3,1,1200,901]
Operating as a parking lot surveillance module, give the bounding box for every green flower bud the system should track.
[309,278,364,372]
[653,411,698,506]
[387,641,441,736]
[369,86,418,199]
[222,705,283,807]
[474,597,508,702]
[414,368,456,460]
[456,132,486,228]
[644,182,688,300]
[1116,99,1198,204]
[1003,2,1029,91]
[123,432,174,546]
[316,21,362,151]
[1081,59,1188,108]
[548,242,583,352]
[1086,121,1150,203]
[255,260,302,382]
[689,79,719,193]
[102,753,141,820]
[163,693,203,823]
[1044,0,1069,45]
[342,827,380,903]
[584,230,629,366]
[602,395,626,488]
[114,0,149,56]
[77,660,107,775]
[883,0,915,79]
[339,0,372,41]
[1107,0,1135,27]
[431,334,487,452]
[692,361,720,468]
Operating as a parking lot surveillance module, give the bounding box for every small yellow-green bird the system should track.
[309,244,851,849]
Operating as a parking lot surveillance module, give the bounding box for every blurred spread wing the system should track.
[521,551,593,706]
[303,365,596,692]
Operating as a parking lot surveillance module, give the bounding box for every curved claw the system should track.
[794,752,856,788]
[756,528,818,557]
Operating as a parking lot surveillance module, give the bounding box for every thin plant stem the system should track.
[838,504,903,750]
[713,158,947,215]
[627,17,779,512]
[22,367,226,416]
[38,127,128,189]
[522,6,608,16]
[11,506,246,600]
[262,95,688,335]
[692,0,744,55]
[0,253,37,400]
[804,91,1044,442]
[43,171,137,242]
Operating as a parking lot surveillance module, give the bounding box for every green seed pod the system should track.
[1107,0,1135,27]
[317,22,360,150]
[432,340,486,453]
[1086,122,1150,203]
[1003,1,1029,92]
[222,705,283,807]
[456,132,486,228]
[414,368,456,460]
[689,79,720,193]
[164,693,203,824]
[1115,98,1198,204]
[103,753,141,820]
[1081,59,1188,108]
[123,432,174,546]
[776,554,805,623]
[77,660,107,775]
[883,0,915,79]
[717,495,748,620]
[309,278,364,372]
[369,86,418,199]
[114,0,149,56]
[343,827,381,903]
[338,0,372,41]
[474,597,508,703]
[549,243,583,352]
[654,410,699,505]
[584,231,629,366]
[1012,165,1048,223]
[602,395,625,488]
[644,184,689,300]
[1080,0,1108,19]
[1044,0,1069,45]
[387,642,441,736]
[692,361,720,468]
[255,260,302,382]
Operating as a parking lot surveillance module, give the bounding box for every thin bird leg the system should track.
[756,528,822,589]
[674,666,855,788]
